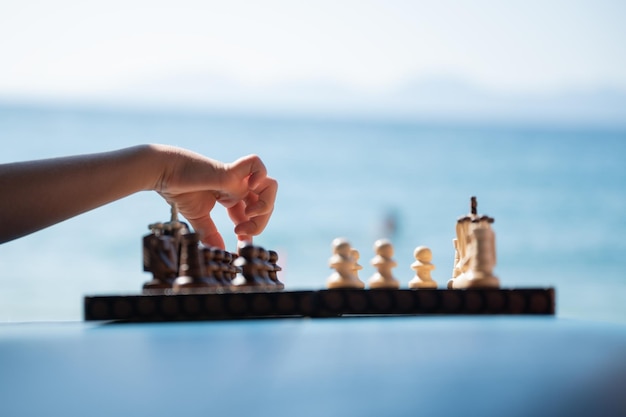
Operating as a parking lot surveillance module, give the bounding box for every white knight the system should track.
[448,197,500,289]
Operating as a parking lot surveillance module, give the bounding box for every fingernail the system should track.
[234,223,252,235]
[245,201,265,216]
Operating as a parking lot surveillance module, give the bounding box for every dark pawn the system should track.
[267,250,285,290]
[211,248,230,286]
[233,243,266,289]
[200,246,223,288]
[230,253,243,281]
[221,251,235,285]
[173,233,211,292]
[257,247,278,290]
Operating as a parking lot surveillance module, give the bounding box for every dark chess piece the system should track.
[221,251,235,287]
[267,250,285,290]
[200,246,223,288]
[230,252,242,281]
[172,233,211,292]
[211,248,231,286]
[142,227,178,293]
[232,242,266,289]
[257,247,278,290]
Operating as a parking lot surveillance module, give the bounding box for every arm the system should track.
[0,144,277,248]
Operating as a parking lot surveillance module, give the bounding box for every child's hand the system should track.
[154,146,278,249]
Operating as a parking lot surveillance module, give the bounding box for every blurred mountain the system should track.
[27,73,626,127]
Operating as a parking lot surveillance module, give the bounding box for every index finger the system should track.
[188,216,226,249]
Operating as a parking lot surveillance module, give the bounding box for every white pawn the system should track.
[368,239,400,289]
[327,238,365,289]
[351,248,364,281]
[408,246,437,289]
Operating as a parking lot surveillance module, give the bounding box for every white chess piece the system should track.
[448,199,500,289]
[368,239,400,289]
[327,238,365,289]
[447,238,461,289]
[351,248,364,281]
[450,225,500,289]
[408,246,437,289]
[452,238,461,278]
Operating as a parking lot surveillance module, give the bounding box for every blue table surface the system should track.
[0,317,625,417]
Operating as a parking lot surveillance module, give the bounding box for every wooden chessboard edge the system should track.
[84,287,555,321]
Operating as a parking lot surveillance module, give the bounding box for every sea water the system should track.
[0,104,624,323]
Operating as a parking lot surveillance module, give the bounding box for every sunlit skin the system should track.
[0,144,278,248]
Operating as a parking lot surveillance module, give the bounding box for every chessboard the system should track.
[84,287,555,322]
[83,197,556,322]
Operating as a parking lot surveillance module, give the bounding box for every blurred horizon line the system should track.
[2,74,626,130]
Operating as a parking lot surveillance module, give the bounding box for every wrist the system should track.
[138,144,175,192]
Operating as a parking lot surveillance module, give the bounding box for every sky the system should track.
[0,0,625,110]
